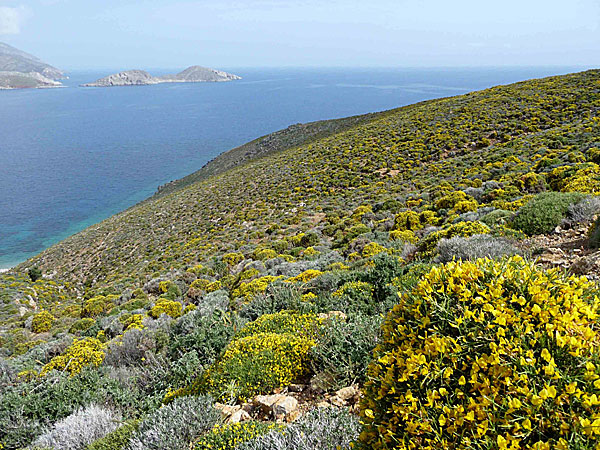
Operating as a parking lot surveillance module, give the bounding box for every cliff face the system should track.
[82,66,241,87]
[0,42,64,89]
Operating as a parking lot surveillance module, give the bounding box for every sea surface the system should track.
[0,66,586,269]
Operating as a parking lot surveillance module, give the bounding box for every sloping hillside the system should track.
[0,42,63,79]
[3,70,600,450]
[22,70,600,286]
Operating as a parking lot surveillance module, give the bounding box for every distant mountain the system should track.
[0,42,64,89]
[82,65,241,87]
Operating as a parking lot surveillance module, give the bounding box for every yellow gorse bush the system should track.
[149,298,182,318]
[203,332,315,401]
[195,421,283,449]
[359,256,600,450]
[201,310,321,401]
[40,337,105,376]
[31,310,55,333]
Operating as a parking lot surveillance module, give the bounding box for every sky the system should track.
[0,0,598,70]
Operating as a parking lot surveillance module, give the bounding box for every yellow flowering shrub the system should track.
[285,269,323,283]
[149,298,182,318]
[120,313,144,330]
[202,332,315,401]
[194,421,283,450]
[390,229,418,244]
[302,246,321,258]
[394,211,422,231]
[31,310,55,333]
[232,275,283,301]
[82,295,116,318]
[236,311,323,339]
[362,242,388,258]
[253,248,278,261]
[359,256,600,450]
[223,252,244,266]
[41,337,105,376]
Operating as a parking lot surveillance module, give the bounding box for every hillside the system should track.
[2,70,600,450]
[0,42,64,89]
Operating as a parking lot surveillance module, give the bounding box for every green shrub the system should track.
[169,310,239,365]
[28,267,42,282]
[128,396,219,450]
[86,420,139,450]
[511,191,585,235]
[69,318,96,334]
[311,314,382,390]
[359,256,600,449]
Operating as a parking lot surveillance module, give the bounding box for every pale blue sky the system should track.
[0,0,598,70]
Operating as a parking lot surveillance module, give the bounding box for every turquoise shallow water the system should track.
[0,66,586,269]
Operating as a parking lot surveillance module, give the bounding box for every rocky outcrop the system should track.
[158,66,241,83]
[81,70,159,87]
[82,66,241,87]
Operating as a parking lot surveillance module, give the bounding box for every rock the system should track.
[329,395,346,407]
[228,409,251,423]
[316,401,331,408]
[336,386,358,401]
[254,394,281,412]
[254,394,299,421]
[214,402,241,419]
[272,396,299,421]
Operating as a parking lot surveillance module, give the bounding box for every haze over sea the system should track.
[0,66,583,269]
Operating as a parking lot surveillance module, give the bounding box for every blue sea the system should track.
[0,66,586,269]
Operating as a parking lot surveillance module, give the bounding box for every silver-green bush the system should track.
[127,395,218,450]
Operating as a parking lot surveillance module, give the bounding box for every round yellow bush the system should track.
[359,256,600,450]
[149,298,182,318]
[31,310,55,333]
[202,332,315,401]
[41,337,105,376]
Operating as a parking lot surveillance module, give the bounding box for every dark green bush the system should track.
[86,420,139,450]
[511,191,585,235]
[28,267,42,282]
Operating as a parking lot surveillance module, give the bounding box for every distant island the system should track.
[82,66,241,87]
[0,42,65,89]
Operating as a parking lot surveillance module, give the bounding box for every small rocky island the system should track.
[0,42,65,89]
[82,66,241,87]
